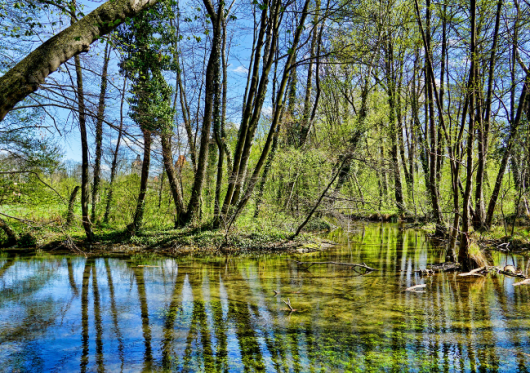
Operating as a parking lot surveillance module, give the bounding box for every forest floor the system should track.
[2,204,530,257]
[0,214,334,257]
[419,220,530,255]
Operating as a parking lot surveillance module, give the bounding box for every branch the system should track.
[0,0,160,120]
[0,171,66,203]
[294,260,377,272]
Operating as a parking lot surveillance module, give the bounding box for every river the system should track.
[1,223,529,372]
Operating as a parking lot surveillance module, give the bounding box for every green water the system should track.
[1,223,529,372]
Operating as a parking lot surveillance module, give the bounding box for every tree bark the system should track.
[385,34,405,213]
[74,52,95,242]
[91,41,111,224]
[0,217,18,247]
[485,71,530,228]
[66,185,80,227]
[127,129,152,235]
[0,0,160,121]
[160,133,186,225]
[103,78,127,224]
[459,0,477,271]
[182,0,223,224]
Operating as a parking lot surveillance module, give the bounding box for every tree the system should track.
[0,0,160,121]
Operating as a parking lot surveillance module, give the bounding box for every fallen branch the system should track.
[290,154,351,239]
[428,262,461,272]
[414,268,434,276]
[0,171,66,203]
[513,279,530,286]
[458,266,486,277]
[294,261,377,272]
[0,211,37,225]
[282,298,297,312]
[60,236,87,258]
[405,284,426,292]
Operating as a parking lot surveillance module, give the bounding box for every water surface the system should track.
[1,224,530,372]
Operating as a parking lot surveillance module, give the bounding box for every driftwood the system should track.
[428,262,461,272]
[137,265,160,268]
[405,284,426,292]
[513,279,530,286]
[294,261,377,272]
[458,267,486,277]
[414,268,434,276]
[457,265,527,279]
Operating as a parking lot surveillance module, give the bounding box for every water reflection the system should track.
[1,224,530,372]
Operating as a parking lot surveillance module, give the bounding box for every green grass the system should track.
[0,199,325,253]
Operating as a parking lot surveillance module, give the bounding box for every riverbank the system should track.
[418,221,530,254]
[3,209,530,257]
[0,220,334,257]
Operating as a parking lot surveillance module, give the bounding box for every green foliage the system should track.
[116,0,177,133]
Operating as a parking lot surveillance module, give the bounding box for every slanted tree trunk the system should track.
[220,0,280,219]
[298,1,320,147]
[127,129,152,235]
[254,48,283,218]
[66,185,80,227]
[0,217,18,247]
[485,71,530,228]
[160,133,187,226]
[74,53,94,242]
[91,41,111,224]
[103,78,127,224]
[0,0,160,121]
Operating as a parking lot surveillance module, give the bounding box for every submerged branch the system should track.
[294,260,377,271]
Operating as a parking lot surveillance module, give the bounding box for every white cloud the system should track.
[232,65,249,74]
[262,106,273,117]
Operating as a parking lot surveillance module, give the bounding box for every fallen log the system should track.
[414,268,434,276]
[294,261,377,272]
[428,262,461,272]
[458,266,486,277]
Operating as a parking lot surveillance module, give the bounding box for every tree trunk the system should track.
[213,11,226,225]
[224,0,311,224]
[127,129,152,235]
[0,0,160,121]
[74,52,94,242]
[91,41,110,224]
[0,217,18,247]
[183,0,223,224]
[459,0,477,271]
[385,35,405,213]
[475,0,503,229]
[160,133,187,226]
[103,78,127,224]
[485,72,530,228]
[66,185,80,227]
[220,1,278,217]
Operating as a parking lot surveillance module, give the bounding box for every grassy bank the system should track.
[0,204,332,256]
